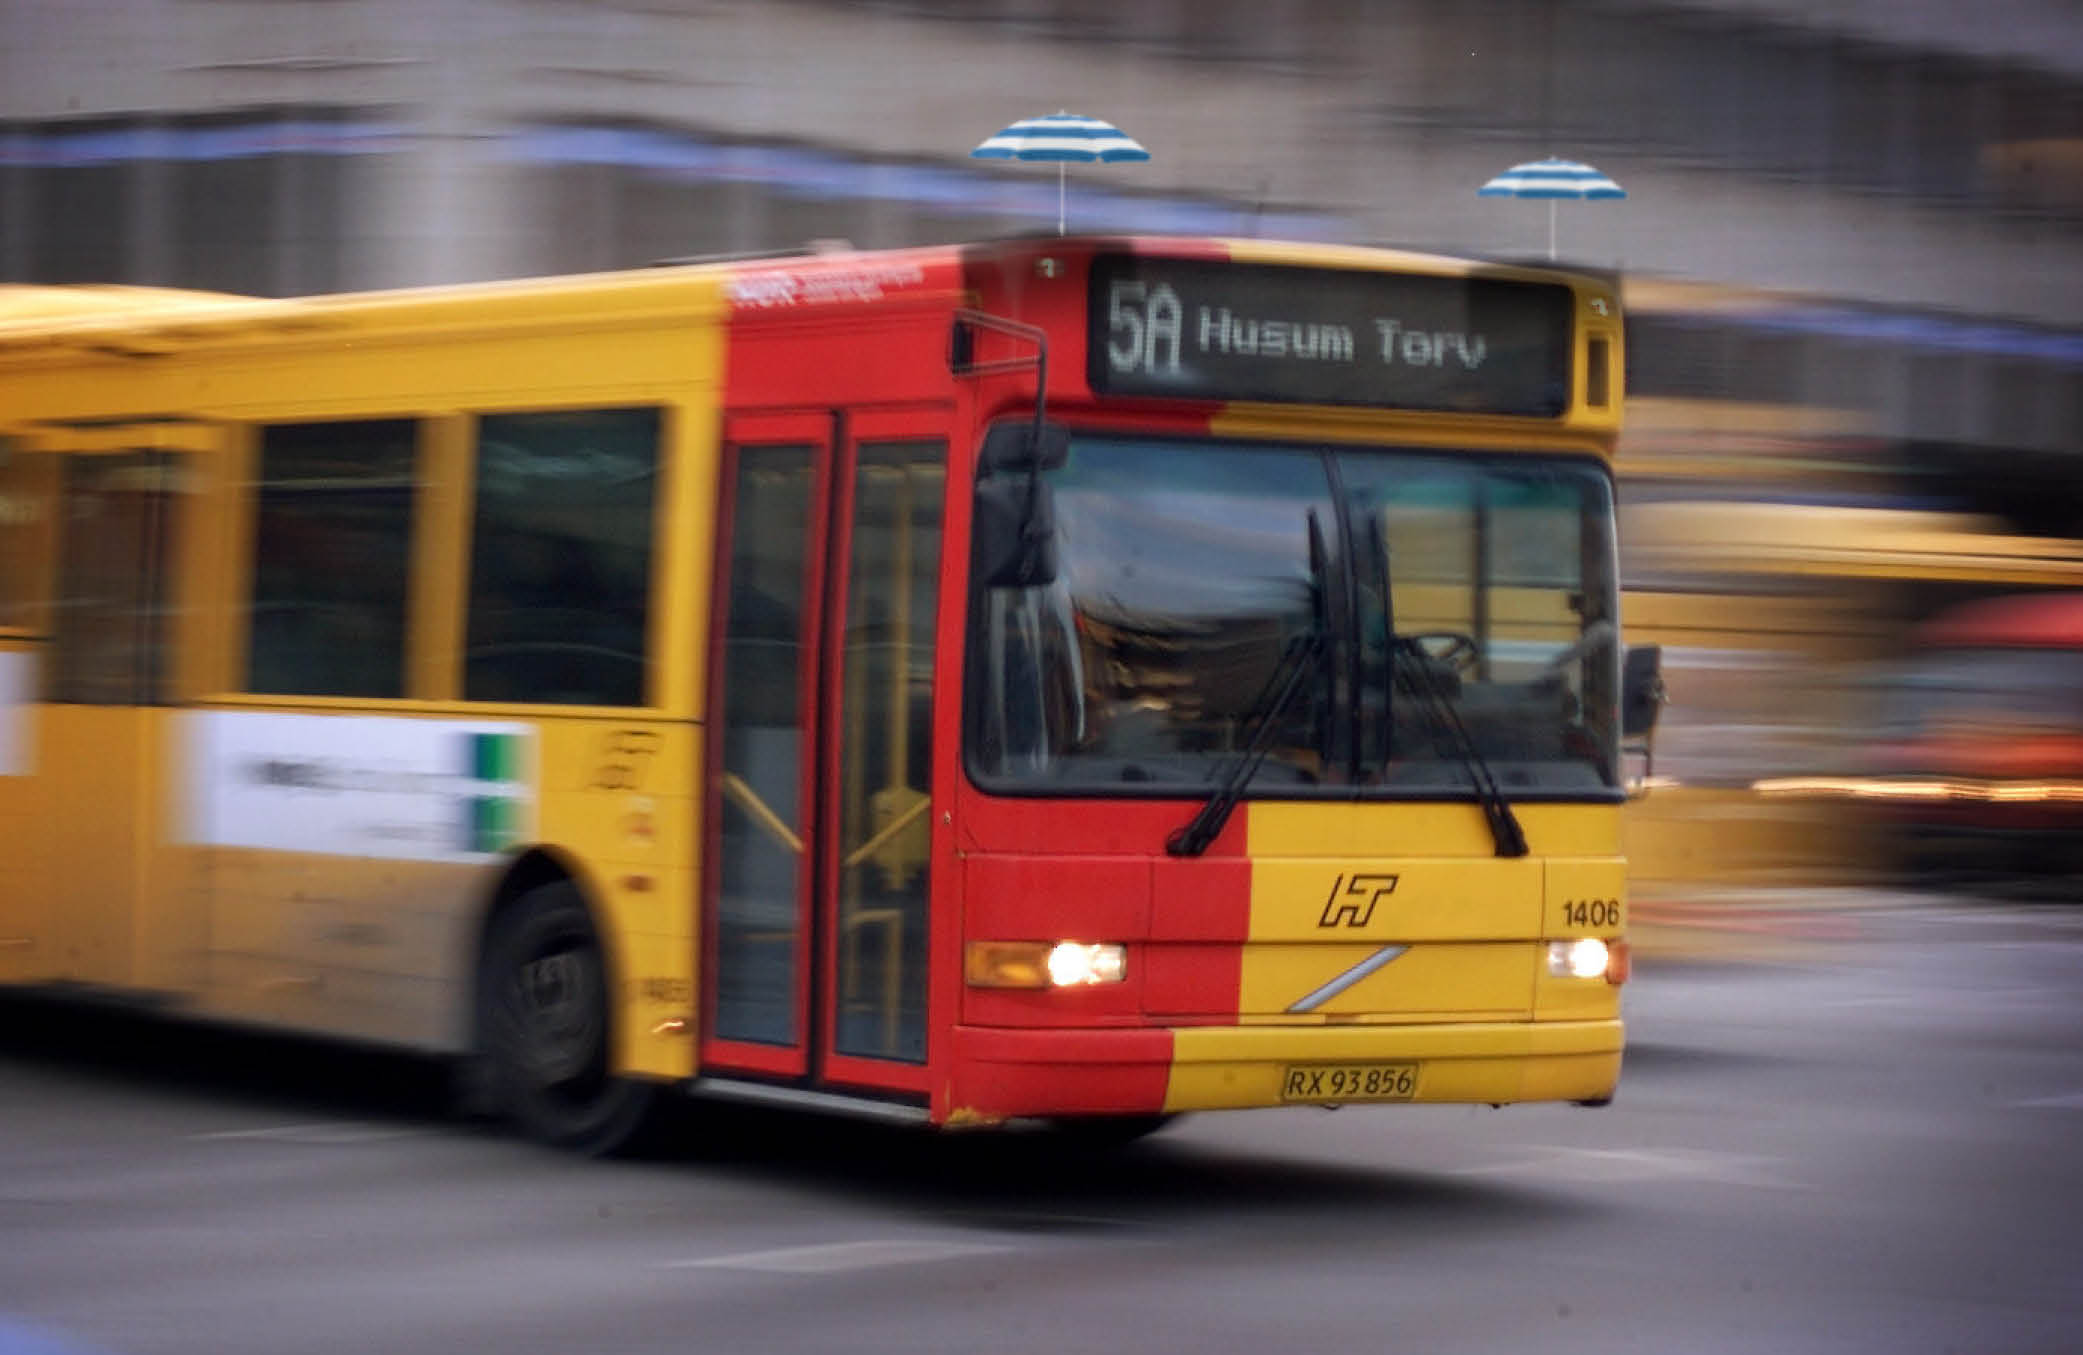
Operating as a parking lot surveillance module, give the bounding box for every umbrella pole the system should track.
[1057,163,1066,235]
[1547,200,1557,260]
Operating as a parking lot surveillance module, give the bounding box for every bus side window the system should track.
[0,441,57,638]
[463,407,659,707]
[51,453,189,706]
[246,420,417,699]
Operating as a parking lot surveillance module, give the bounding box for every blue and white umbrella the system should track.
[1478,158,1626,260]
[972,112,1150,235]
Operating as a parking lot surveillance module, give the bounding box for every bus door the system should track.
[31,422,215,992]
[704,408,948,1099]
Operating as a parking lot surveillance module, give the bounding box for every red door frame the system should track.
[699,404,953,1101]
[698,411,835,1080]
[812,405,952,1098]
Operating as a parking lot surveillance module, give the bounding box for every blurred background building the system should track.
[6,0,2083,890]
[3,1,2077,305]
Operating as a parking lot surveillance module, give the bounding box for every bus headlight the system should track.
[965,941,1127,988]
[1046,942,1127,987]
[1548,937,1628,983]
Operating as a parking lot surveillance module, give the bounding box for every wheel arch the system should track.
[460,844,665,1152]
[458,845,622,1052]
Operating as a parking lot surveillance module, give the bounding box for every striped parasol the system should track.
[1478,158,1627,260]
[972,112,1150,235]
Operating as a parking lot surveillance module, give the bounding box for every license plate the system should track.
[1280,1062,1419,1103]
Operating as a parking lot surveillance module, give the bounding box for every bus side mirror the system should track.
[1620,645,1665,798]
[973,474,1058,588]
[977,421,1069,472]
[1621,644,1665,739]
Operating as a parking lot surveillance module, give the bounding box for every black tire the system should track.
[477,880,659,1155]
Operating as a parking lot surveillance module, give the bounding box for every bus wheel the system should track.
[478,881,657,1155]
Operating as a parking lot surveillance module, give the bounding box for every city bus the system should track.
[0,235,1646,1153]
[1619,486,2083,890]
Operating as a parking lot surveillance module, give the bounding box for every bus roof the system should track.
[0,283,261,323]
[0,235,1610,362]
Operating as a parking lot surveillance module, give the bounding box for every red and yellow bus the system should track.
[0,235,1642,1152]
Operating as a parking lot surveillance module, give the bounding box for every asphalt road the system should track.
[4,891,2081,1355]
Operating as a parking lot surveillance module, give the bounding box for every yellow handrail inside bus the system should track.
[842,792,929,871]
[720,773,803,856]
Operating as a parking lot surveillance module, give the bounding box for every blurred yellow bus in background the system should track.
[1616,385,2083,899]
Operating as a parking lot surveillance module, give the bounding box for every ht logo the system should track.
[1319,873,1399,928]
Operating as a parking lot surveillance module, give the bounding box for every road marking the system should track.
[192,1122,425,1144]
[1447,1145,1805,1190]
[662,1239,1012,1274]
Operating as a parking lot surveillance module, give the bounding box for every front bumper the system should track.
[943,1019,1625,1123]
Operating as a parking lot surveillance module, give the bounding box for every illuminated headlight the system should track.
[1046,942,1126,987]
[965,941,1127,988]
[1548,937,1619,981]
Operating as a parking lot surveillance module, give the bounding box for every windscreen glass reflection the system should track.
[968,434,1619,797]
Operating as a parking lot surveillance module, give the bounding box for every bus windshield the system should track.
[967,433,1620,797]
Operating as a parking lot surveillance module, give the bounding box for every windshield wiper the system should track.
[1393,638,1529,859]
[1365,515,1395,770]
[1166,512,1331,858]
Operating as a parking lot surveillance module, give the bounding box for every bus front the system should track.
[943,240,1635,1128]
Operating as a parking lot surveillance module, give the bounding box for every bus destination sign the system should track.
[1088,255,1575,416]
